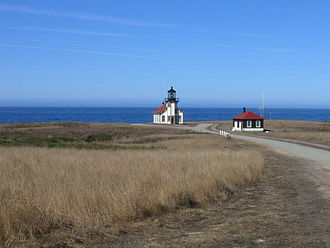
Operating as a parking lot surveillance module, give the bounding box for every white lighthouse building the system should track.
[152,87,184,124]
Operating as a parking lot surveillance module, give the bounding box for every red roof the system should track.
[152,104,167,114]
[233,111,264,120]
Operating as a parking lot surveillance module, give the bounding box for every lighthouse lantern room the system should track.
[167,87,176,101]
[152,87,184,124]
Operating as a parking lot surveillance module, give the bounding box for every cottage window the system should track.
[168,116,170,122]
[247,120,252,127]
[256,120,261,127]
[162,116,165,122]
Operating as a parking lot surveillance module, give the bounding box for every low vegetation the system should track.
[0,124,263,247]
[0,122,191,150]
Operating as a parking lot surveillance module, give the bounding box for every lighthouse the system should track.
[152,87,184,124]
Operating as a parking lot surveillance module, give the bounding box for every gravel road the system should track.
[231,134,330,166]
[133,123,330,166]
[191,123,330,167]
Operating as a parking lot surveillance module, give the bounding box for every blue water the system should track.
[0,107,329,123]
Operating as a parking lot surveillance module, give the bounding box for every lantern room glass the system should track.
[168,87,176,100]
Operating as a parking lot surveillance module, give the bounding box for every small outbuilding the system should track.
[232,108,264,131]
[152,87,184,124]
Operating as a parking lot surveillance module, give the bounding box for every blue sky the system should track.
[1,0,329,108]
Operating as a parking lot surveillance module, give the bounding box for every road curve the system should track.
[132,123,330,166]
[231,134,330,166]
[191,123,330,167]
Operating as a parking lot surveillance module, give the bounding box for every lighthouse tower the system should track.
[152,86,184,124]
[166,87,178,124]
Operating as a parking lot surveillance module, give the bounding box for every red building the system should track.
[232,108,264,131]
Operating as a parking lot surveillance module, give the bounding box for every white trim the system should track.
[232,120,242,131]
[242,128,264,132]
[153,102,184,124]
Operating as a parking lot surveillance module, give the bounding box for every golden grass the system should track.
[0,135,263,245]
[269,131,330,144]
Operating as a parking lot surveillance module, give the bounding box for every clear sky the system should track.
[1,0,329,108]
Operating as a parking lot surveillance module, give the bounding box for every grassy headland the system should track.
[0,122,263,247]
[0,122,190,150]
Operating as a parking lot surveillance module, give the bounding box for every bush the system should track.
[85,133,114,142]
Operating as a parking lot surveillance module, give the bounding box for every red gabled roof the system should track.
[152,104,167,114]
[233,111,264,120]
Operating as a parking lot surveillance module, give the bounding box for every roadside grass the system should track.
[216,120,330,146]
[253,120,330,146]
[0,134,263,247]
[260,120,330,146]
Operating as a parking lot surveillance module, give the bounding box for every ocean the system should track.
[0,107,329,124]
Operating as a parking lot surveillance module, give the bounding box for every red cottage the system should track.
[232,108,265,131]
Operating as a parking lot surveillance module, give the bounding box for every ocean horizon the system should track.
[0,107,329,124]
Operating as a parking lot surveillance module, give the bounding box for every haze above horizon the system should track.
[1,1,329,108]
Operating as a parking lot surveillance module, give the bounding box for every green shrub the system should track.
[49,136,77,143]
[0,136,10,142]
[85,133,114,142]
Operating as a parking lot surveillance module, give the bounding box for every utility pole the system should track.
[258,90,265,118]
[262,90,265,118]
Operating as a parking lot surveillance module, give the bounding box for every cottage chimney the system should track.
[243,107,246,113]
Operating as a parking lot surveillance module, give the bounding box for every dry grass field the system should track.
[216,120,330,146]
[0,123,264,247]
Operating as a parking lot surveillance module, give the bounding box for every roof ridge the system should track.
[233,110,264,120]
[152,103,167,114]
